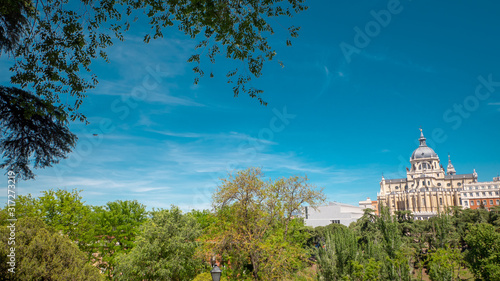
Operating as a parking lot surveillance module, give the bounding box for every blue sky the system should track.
[1,0,500,210]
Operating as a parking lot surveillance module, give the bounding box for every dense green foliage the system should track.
[199,168,325,280]
[13,189,147,277]
[317,209,413,281]
[0,86,77,179]
[93,200,147,277]
[15,189,96,247]
[0,217,102,280]
[427,247,461,281]
[463,223,500,280]
[2,172,500,280]
[113,206,203,280]
[316,206,500,281]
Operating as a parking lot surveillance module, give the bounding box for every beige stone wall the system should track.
[378,177,474,215]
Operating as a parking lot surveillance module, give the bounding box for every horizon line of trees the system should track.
[1,167,499,280]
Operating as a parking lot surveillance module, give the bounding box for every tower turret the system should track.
[446,154,456,175]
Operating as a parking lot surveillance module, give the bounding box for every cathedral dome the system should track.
[411,146,438,159]
[411,129,438,160]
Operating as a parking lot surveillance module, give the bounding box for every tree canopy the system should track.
[15,188,94,244]
[0,217,102,280]
[2,180,500,280]
[200,167,325,280]
[113,206,203,281]
[0,86,76,179]
[5,0,307,111]
[13,189,149,276]
[92,200,147,277]
[464,223,500,281]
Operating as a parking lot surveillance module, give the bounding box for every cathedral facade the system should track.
[377,129,477,219]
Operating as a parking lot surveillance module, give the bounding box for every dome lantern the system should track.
[411,129,438,160]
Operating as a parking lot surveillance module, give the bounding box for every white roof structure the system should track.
[303,201,365,227]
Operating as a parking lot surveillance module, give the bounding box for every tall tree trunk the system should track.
[250,251,260,280]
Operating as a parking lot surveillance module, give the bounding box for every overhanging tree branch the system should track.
[0,86,77,179]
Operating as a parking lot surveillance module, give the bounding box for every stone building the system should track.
[461,177,500,210]
[358,197,379,215]
[377,129,477,220]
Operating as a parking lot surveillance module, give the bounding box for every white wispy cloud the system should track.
[144,91,204,107]
[136,113,155,127]
[90,81,203,107]
[360,51,436,73]
[4,127,380,210]
[148,130,277,145]
[86,34,203,109]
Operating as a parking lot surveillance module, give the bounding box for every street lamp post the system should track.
[210,265,222,281]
